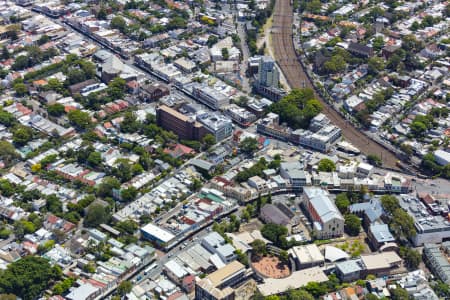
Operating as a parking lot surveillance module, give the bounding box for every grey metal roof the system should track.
[336,259,363,275]
[304,188,344,223]
[370,223,395,243]
[261,204,290,225]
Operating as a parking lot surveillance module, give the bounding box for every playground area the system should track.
[251,256,290,279]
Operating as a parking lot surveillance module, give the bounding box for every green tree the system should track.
[66,68,86,85]
[121,187,138,202]
[207,35,218,47]
[115,220,138,235]
[12,126,32,146]
[0,227,11,239]
[317,158,336,172]
[0,109,15,127]
[390,287,409,300]
[364,294,378,300]
[367,154,381,167]
[344,214,361,236]
[335,193,350,213]
[87,151,102,167]
[112,161,133,183]
[68,110,91,130]
[372,36,384,51]
[306,0,322,13]
[399,247,420,269]
[0,256,61,300]
[117,280,132,296]
[324,55,346,73]
[261,223,288,248]
[47,103,65,117]
[270,88,321,129]
[400,143,413,157]
[239,137,258,155]
[13,83,27,96]
[190,177,202,192]
[46,195,62,214]
[110,16,126,32]
[107,77,126,99]
[410,121,427,137]
[391,208,416,239]
[202,134,216,149]
[1,45,10,60]
[287,290,315,300]
[97,177,120,198]
[97,7,108,20]
[251,239,267,256]
[380,195,399,215]
[368,57,385,75]
[432,280,450,298]
[303,281,328,297]
[12,55,29,70]
[120,112,140,133]
[221,48,229,60]
[84,204,110,227]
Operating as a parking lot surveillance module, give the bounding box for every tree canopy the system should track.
[344,214,361,236]
[317,158,336,172]
[84,203,111,227]
[0,256,62,300]
[269,88,322,129]
[239,137,259,155]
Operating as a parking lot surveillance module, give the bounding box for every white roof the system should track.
[141,223,175,243]
[360,251,402,270]
[164,260,188,279]
[66,283,99,300]
[258,266,328,296]
[289,244,324,264]
[324,246,350,262]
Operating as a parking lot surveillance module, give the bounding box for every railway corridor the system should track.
[271,0,399,169]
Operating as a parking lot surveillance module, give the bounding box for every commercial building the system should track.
[398,195,450,246]
[164,260,191,286]
[192,85,230,110]
[256,113,291,141]
[140,223,176,247]
[279,162,308,190]
[201,232,237,264]
[195,261,249,300]
[139,82,170,102]
[196,112,233,142]
[303,187,344,239]
[224,104,257,127]
[257,113,341,152]
[156,105,208,141]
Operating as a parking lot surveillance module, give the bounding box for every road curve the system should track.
[271,0,399,169]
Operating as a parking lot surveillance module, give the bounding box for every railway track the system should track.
[271,0,399,169]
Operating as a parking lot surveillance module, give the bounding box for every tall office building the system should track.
[257,56,280,88]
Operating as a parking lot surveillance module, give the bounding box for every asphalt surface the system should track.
[271,0,400,169]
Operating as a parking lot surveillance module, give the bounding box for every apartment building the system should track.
[195,261,248,300]
[156,105,208,141]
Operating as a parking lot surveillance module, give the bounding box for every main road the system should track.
[271,0,399,169]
